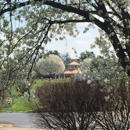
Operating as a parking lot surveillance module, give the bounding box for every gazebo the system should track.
[63,61,81,78]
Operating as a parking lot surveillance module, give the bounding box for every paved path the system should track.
[0,126,43,130]
[0,113,103,130]
[0,113,40,128]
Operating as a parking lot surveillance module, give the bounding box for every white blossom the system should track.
[0,0,129,104]
[36,54,65,76]
[87,80,92,84]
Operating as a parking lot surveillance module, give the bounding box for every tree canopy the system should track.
[46,50,60,57]
[60,52,72,65]
[36,54,65,77]
[78,51,95,62]
[0,0,130,84]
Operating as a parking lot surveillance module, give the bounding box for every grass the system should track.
[1,80,41,113]
[2,78,71,112]
[2,98,34,112]
[32,79,44,89]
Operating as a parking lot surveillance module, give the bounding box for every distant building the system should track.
[63,61,82,78]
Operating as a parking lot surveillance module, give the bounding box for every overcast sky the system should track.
[45,23,101,58]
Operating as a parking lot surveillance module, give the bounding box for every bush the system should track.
[94,79,130,130]
[36,80,104,129]
[35,79,130,130]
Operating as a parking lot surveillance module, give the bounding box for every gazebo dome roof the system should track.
[68,61,80,66]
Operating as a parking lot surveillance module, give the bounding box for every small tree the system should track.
[36,54,65,78]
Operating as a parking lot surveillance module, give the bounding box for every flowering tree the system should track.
[0,0,130,105]
[36,54,65,77]
[0,0,129,77]
[81,35,129,84]
[76,35,130,129]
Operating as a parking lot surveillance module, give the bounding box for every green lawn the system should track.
[2,97,34,112]
[2,79,43,112]
[31,79,44,89]
[2,78,70,112]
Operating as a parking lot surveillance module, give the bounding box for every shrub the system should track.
[35,79,130,130]
[36,80,102,129]
[94,79,130,130]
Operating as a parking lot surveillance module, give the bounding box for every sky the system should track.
[45,23,101,58]
[0,22,101,59]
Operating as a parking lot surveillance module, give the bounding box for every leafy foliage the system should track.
[60,52,72,65]
[36,54,65,77]
[78,51,95,62]
[36,80,101,130]
[0,0,130,107]
[36,79,130,130]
